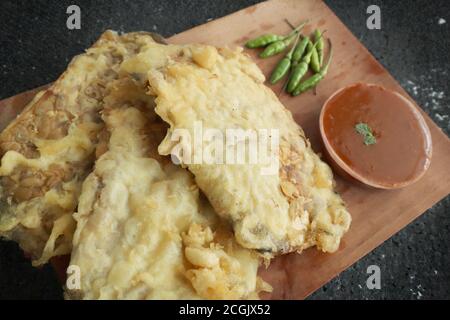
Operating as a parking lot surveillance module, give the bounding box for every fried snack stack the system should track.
[0,30,351,299]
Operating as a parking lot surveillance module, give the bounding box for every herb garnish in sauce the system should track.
[355,123,377,146]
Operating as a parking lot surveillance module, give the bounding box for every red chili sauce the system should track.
[322,83,432,188]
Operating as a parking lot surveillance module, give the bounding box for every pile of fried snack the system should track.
[0,31,351,299]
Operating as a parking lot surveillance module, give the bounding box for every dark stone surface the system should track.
[0,0,448,300]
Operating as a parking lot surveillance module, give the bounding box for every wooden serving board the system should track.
[1,0,450,299]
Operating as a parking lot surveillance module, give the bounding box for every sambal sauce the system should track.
[321,83,432,189]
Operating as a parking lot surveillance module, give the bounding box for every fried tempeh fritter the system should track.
[67,77,269,299]
[0,31,161,265]
[141,43,351,256]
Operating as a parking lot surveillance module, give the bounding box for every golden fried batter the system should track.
[68,77,269,299]
[0,31,161,265]
[141,43,351,256]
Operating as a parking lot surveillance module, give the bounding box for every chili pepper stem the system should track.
[284,19,308,32]
[321,39,333,75]
[284,19,309,37]
[284,18,296,29]
[287,31,301,58]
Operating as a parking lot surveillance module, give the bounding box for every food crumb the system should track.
[435,113,448,121]
[402,75,448,132]
[438,18,446,25]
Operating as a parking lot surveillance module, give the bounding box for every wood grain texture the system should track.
[1,0,449,300]
[0,85,49,132]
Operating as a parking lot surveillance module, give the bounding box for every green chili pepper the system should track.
[307,39,321,73]
[270,57,291,84]
[259,21,307,58]
[292,36,310,63]
[292,40,333,96]
[286,62,309,93]
[314,29,324,66]
[286,36,322,93]
[269,33,301,84]
[245,34,285,48]
[260,32,296,58]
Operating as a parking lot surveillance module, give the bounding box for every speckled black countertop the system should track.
[0,0,449,300]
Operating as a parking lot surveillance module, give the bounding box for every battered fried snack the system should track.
[0,31,161,265]
[1,27,349,299]
[142,43,351,256]
[68,77,269,299]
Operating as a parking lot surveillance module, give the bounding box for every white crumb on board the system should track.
[402,69,449,128]
[438,18,446,25]
[435,114,448,121]
[409,287,424,300]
